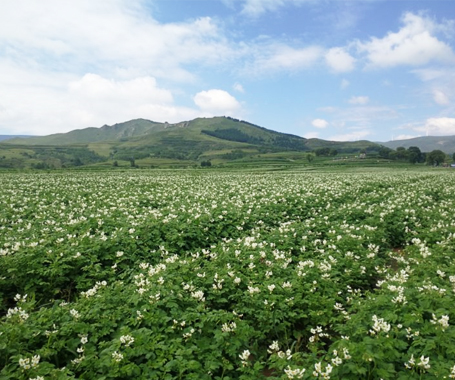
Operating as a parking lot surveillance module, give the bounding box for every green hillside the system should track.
[380,135,455,154]
[0,135,34,142]
[1,116,382,169]
[5,119,165,145]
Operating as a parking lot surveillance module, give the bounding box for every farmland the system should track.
[1,170,455,379]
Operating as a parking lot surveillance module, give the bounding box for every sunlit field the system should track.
[1,171,455,379]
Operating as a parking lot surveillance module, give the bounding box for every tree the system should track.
[426,150,446,166]
[306,153,314,163]
[395,147,408,160]
[453,152,455,162]
[315,147,330,156]
[379,146,392,159]
[72,157,83,166]
[329,149,338,156]
[407,146,422,164]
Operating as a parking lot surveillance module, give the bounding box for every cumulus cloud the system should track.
[65,74,201,128]
[414,117,455,136]
[233,83,245,93]
[348,96,369,105]
[432,89,450,105]
[249,44,323,74]
[318,105,399,133]
[329,130,371,141]
[357,12,455,68]
[0,1,244,134]
[303,131,319,139]
[69,74,173,104]
[6,72,201,135]
[193,89,242,115]
[0,1,235,82]
[325,47,356,73]
[311,119,329,128]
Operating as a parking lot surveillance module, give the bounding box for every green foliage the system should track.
[220,150,248,160]
[407,146,423,164]
[426,150,446,166]
[381,135,455,154]
[306,153,314,163]
[1,117,388,169]
[202,128,264,145]
[379,146,393,159]
[315,147,331,156]
[1,169,455,378]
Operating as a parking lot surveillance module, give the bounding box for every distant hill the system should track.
[1,116,381,169]
[5,119,165,145]
[380,135,455,154]
[5,116,379,152]
[0,135,34,142]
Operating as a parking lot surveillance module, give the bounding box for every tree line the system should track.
[378,146,453,166]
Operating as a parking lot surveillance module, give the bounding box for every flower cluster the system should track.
[18,355,40,370]
[369,315,391,336]
[120,334,134,347]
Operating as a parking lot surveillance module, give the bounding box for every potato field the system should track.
[1,171,455,379]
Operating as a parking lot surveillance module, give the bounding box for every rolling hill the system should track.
[1,116,381,169]
[380,135,455,154]
[0,135,34,142]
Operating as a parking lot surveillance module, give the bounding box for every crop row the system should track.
[1,171,455,379]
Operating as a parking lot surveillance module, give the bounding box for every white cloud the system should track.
[318,105,399,131]
[241,0,312,16]
[329,130,371,142]
[193,89,242,115]
[395,134,419,140]
[0,1,245,134]
[382,80,392,87]
[233,83,245,93]
[0,71,200,135]
[325,47,356,73]
[303,131,319,139]
[412,68,447,82]
[414,117,455,136]
[311,119,329,129]
[340,79,350,89]
[348,96,370,105]
[69,74,173,104]
[66,74,199,128]
[357,12,455,68]
[411,68,455,112]
[0,1,236,83]
[249,44,323,74]
[432,89,450,105]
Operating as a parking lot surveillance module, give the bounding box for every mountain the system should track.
[0,135,34,142]
[5,119,165,145]
[380,135,455,154]
[5,116,378,152]
[1,116,380,169]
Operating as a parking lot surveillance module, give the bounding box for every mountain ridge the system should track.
[1,117,454,169]
[380,135,455,154]
[5,118,455,153]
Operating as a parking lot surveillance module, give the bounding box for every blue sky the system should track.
[1,0,454,141]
